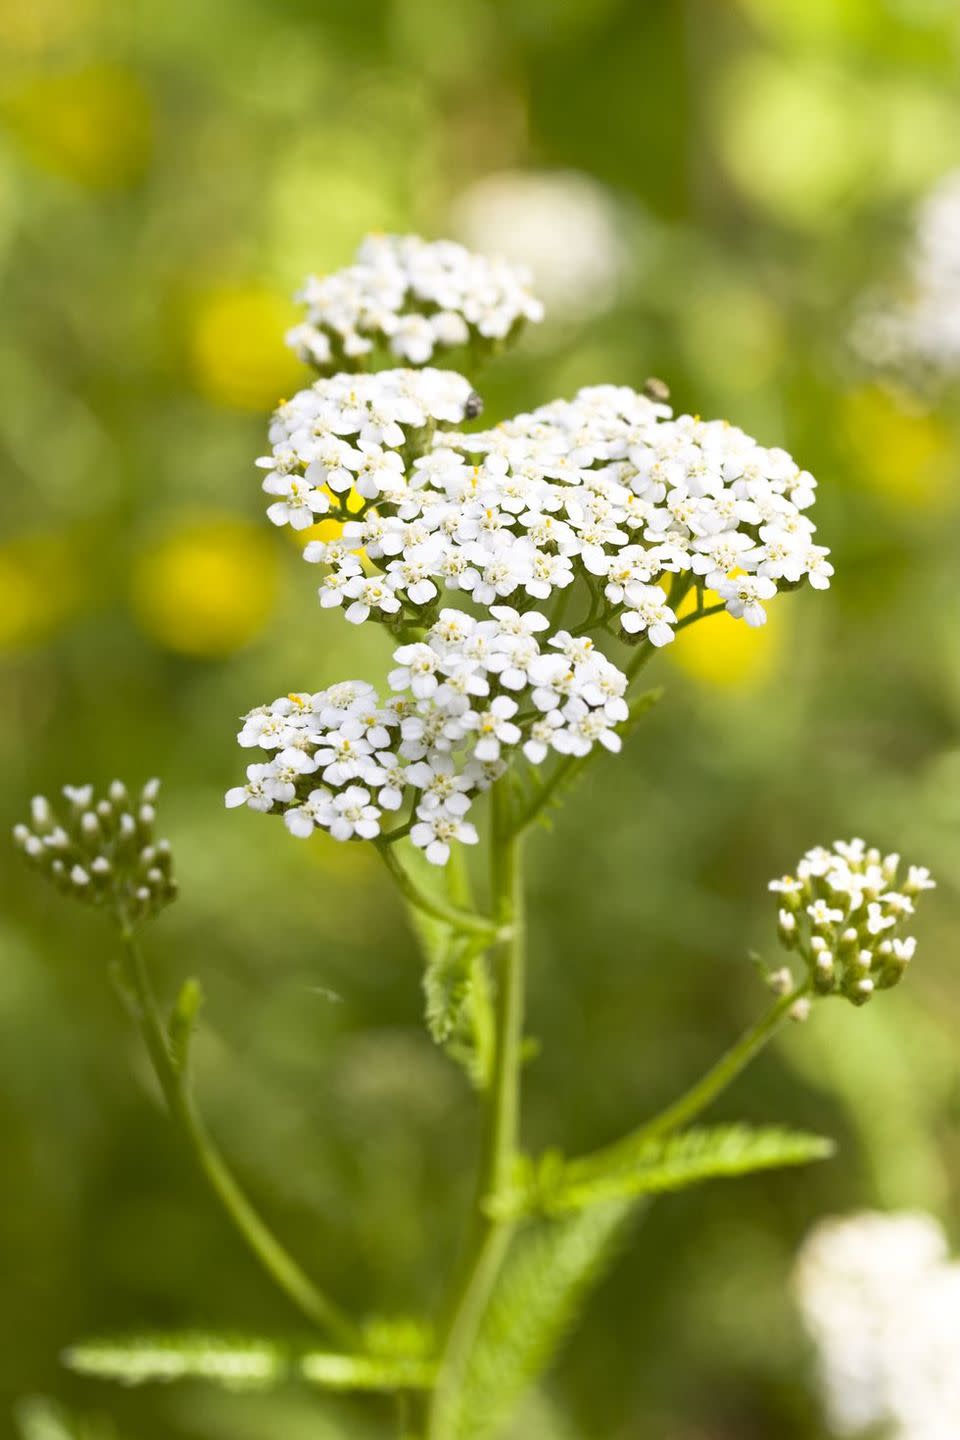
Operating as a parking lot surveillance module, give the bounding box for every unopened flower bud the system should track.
[13,779,177,928]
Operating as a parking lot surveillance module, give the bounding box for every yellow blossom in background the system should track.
[669,589,784,689]
[841,387,955,511]
[0,0,100,55]
[188,287,305,412]
[131,515,279,658]
[1,63,151,188]
[0,534,80,652]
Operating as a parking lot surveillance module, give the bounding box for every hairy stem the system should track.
[427,784,526,1438]
[117,931,359,1347]
[376,841,500,939]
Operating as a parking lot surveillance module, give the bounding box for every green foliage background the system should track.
[1,0,959,1435]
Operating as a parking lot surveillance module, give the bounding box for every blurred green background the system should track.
[2,0,960,1436]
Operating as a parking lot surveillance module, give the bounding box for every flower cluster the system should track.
[295,382,831,641]
[794,1211,960,1440]
[285,233,544,372]
[237,234,834,863]
[257,367,479,537]
[770,839,934,1004]
[13,781,177,924]
[226,607,629,864]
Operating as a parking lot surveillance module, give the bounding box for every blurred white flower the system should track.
[795,1211,960,1440]
[854,169,960,375]
[450,170,627,320]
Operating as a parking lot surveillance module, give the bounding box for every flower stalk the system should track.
[115,929,359,1349]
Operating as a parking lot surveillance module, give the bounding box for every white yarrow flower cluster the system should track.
[234,234,833,862]
[226,607,629,864]
[293,382,830,638]
[286,233,544,371]
[257,367,478,535]
[795,1211,960,1440]
[770,838,934,1004]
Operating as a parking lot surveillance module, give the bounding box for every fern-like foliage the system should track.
[404,845,494,1087]
[61,1332,434,1393]
[451,1200,640,1440]
[540,1125,835,1215]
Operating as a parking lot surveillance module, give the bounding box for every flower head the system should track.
[770,839,934,1004]
[14,780,177,927]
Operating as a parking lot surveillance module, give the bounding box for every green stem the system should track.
[427,785,526,1439]
[376,841,500,939]
[581,983,811,1171]
[117,931,359,1347]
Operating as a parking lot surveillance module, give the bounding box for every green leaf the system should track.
[62,1332,435,1394]
[541,1125,835,1215]
[452,1201,639,1439]
[404,843,493,1088]
[62,1334,288,1391]
[168,977,203,1075]
[299,1352,434,1392]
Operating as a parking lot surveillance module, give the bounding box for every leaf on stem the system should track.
[450,1202,638,1439]
[62,1333,288,1391]
[62,1332,436,1394]
[403,844,494,1088]
[167,977,203,1076]
[501,1125,835,1218]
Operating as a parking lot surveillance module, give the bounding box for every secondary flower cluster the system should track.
[13,780,177,924]
[285,233,544,372]
[794,1211,960,1440]
[257,368,478,535]
[226,606,629,864]
[271,379,833,642]
[771,839,934,1004]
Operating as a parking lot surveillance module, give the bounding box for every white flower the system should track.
[620,584,676,645]
[262,474,331,530]
[715,574,777,626]
[284,788,334,838]
[410,807,479,866]
[464,695,522,761]
[795,1211,960,1440]
[319,786,382,842]
[225,764,276,812]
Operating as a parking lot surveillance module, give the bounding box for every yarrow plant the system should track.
[14,235,935,1439]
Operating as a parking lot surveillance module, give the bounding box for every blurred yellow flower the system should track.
[2,63,150,188]
[0,534,80,653]
[669,598,784,689]
[842,387,954,510]
[0,0,99,54]
[131,515,279,658]
[189,287,305,412]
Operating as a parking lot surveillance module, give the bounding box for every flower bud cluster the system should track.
[226,606,628,865]
[770,839,934,1004]
[13,780,177,925]
[285,233,544,372]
